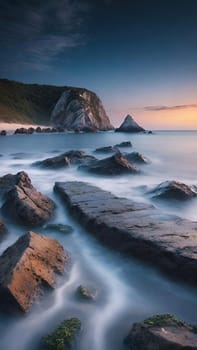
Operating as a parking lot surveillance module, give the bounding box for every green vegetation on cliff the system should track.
[0,79,87,125]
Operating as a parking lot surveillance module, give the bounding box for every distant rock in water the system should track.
[1,171,55,226]
[34,150,97,168]
[0,231,69,313]
[148,180,197,201]
[51,89,114,131]
[94,145,118,154]
[115,141,132,148]
[115,115,145,133]
[79,152,140,175]
[124,314,197,350]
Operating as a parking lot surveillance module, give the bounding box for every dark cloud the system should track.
[0,0,89,71]
[143,104,197,111]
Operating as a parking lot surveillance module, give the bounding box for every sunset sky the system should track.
[0,0,197,129]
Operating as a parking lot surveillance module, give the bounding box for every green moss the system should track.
[40,318,81,350]
[144,314,183,327]
[77,285,95,300]
[44,223,74,234]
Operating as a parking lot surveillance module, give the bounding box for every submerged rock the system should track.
[51,89,114,131]
[54,181,197,286]
[148,180,197,201]
[125,314,197,350]
[1,171,55,226]
[44,223,74,234]
[94,145,118,154]
[0,231,69,313]
[34,150,97,169]
[40,318,81,350]
[115,115,145,133]
[115,141,132,148]
[79,153,140,175]
[125,152,149,164]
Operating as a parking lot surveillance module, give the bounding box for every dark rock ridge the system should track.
[54,181,197,286]
[115,115,145,133]
[0,231,69,313]
[148,180,197,201]
[51,89,114,131]
[125,152,149,164]
[1,171,55,226]
[0,220,7,241]
[79,152,140,175]
[94,146,118,154]
[125,314,197,350]
[34,150,97,169]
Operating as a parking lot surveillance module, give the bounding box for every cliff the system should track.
[0,79,113,130]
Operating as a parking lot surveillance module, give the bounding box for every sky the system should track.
[0,0,197,129]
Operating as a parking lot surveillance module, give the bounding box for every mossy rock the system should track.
[44,223,74,234]
[77,285,97,301]
[40,318,81,350]
[143,314,184,327]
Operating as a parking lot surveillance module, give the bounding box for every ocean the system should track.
[0,130,197,350]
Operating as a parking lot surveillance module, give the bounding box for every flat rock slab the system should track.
[54,181,197,286]
[0,231,70,313]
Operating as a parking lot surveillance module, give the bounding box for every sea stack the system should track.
[51,89,114,132]
[115,114,145,133]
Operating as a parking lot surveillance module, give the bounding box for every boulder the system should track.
[125,152,149,164]
[148,181,197,201]
[76,285,97,301]
[115,115,145,133]
[124,314,197,350]
[34,150,97,169]
[51,89,114,131]
[40,318,81,350]
[115,141,132,148]
[1,171,55,226]
[43,223,74,234]
[0,231,70,313]
[0,130,7,136]
[0,219,7,241]
[94,145,118,154]
[79,153,140,175]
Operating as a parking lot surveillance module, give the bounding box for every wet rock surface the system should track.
[1,171,55,226]
[148,180,197,201]
[0,231,70,313]
[0,219,7,241]
[94,145,118,154]
[54,181,197,286]
[125,314,197,350]
[79,153,140,175]
[115,141,132,148]
[125,152,149,164]
[34,150,97,169]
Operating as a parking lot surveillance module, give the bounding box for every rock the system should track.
[54,181,197,286]
[1,171,55,226]
[34,150,97,169]
[76,285,97,301]
[115,141,132,148]
[125,152,149,164]
[79,153,140,175]
[0,219,7,241]
[43,223,73,234]
[94,146,118,154]
[0,231,70,313]
[148,181,197,201]
[115,115,145,133]
[36,126,42,133]
[40,318,81,350]
[51,89,114,131]
[0,130,7,136]
[124,314,197,350]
